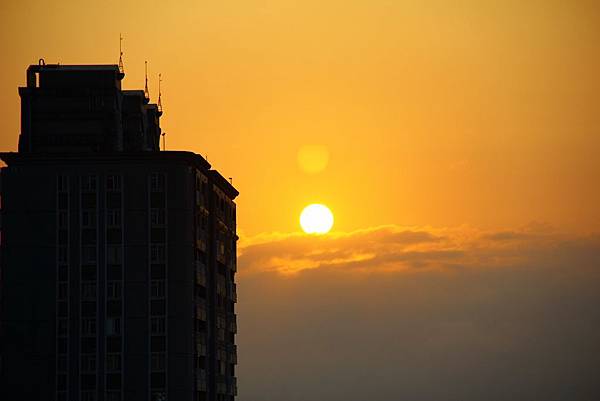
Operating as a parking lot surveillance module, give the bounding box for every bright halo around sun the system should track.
[300,204,334,234]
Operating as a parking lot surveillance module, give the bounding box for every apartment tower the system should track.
[0,63,238,401]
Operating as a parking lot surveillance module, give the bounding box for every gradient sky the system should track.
[1,1,599,400]
[1,0,599,235]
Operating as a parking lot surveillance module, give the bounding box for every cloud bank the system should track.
[236,225,600,401]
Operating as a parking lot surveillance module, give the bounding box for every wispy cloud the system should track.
[238,224,596,275]
[236,224,600,401]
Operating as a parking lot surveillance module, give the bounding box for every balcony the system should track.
[196,336,207,356]
[228,282,237,302]
[217,276,226,296]
[195,238,206,252]
[196,300,207,321]
[216,376,227,394]
[196,369,207,391]
[195,262,206,286]
[215,313,223,329]
[217,347,227,361]
[228,345,237,364]
[228,314,237,333]
[230,377,238,396]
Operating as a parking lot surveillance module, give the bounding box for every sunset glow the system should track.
[1,1,600,400]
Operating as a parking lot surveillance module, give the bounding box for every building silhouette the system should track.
[0,63,238,401]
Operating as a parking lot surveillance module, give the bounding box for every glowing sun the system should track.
[300,204,334,234]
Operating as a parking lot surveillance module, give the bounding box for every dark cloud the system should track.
[236,226,600,401]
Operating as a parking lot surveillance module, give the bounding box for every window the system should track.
[58,246,68,264]
[81,354,96,372]
[150,280,165,299]
[82,318,96,336]
[82,245,97,264]
[151,317,165,334]
[81,210,96,228]
[58,211,68,229]
[196,303,207,321]
[106,353,121,371]
[150,209,165,226]
[106,209,121,227]
[107,281,122,299]
[150,244,165,263]
[81,390,96,401]
[81,175,97,192]
[57,175,69,192]
[81,282,96,300]
[106,317,121,336]
[150,173,165,192]
[151,353,165,371]
[151,391,166,401]
[57,282,68,300]
[107,246,122,265]
[57,318,68,337]
[106,391,121,401]
[57,355,67,371]
[106,175,121,191]
[57,373,67,390]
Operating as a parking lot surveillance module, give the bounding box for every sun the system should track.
[300,204,334,234]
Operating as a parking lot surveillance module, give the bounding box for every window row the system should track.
[81,175,123,192]
[67,280,120,301]
[150,173,166,192]
[57,175,123,194]
[80,317,122,336]
[58,209,122,229]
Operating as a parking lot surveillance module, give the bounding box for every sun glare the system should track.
[300,204,334,234]
[297,145,329,174]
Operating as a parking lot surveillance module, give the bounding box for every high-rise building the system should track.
[0,63,238,401]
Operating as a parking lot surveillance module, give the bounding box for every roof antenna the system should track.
[144,61,150,100]
[162,131,166,151]
[157,73,163,113]
[118,34,124,73]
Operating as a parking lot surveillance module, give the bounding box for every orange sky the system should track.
[2,3,600,400]
[1,0,599,235]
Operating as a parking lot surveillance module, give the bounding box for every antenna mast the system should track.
[158,73,163,113]
[162,131,166,151]
[144,61,150,100]
[118,34,124,73]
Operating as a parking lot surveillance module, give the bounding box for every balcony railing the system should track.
[195,262,206,286]
[216,375,227,394]
[196,336,207,356]
[196,369,207,391]
[228,314,237,333]
[217,276,226,296]
[228,345,237,364]
[231,377,238,396]
[196,300,207,321]
[228,282,237,302]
